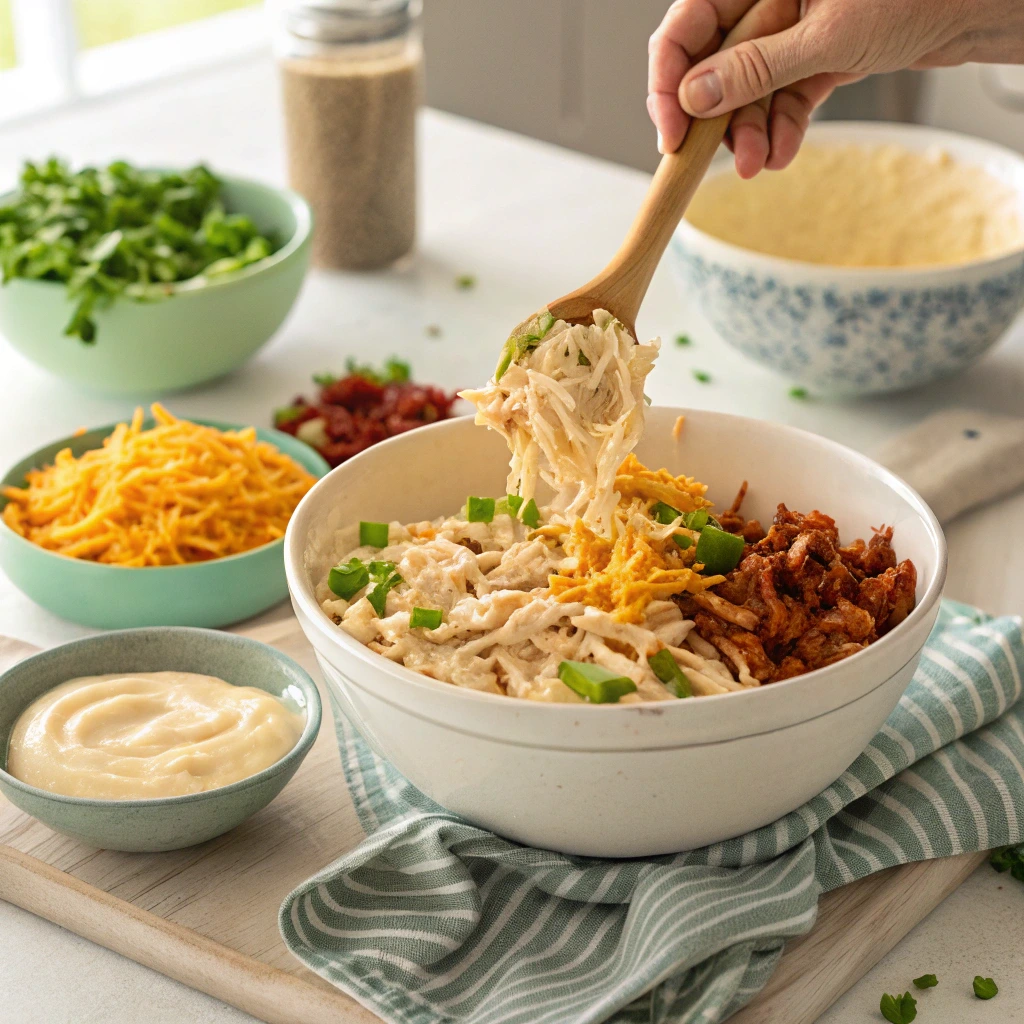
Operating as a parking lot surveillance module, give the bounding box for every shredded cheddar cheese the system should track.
[2,404,317,566]
[546,456,722,622]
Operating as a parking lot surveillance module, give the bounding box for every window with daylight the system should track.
[0,0,266,123]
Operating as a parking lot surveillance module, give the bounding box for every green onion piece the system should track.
[410,607,443,630]
[466,496,495,523]
[693,369,711,384]
[683,508,709,531]
[879,992,917,1024]
[788,385,809,400]
[495,338,515,381]
[273,405,306,427]
[366,561,402,617]
[536,311,555,337]
[328,558,369,599]
[558,660,637,704]
[520,498,540,528]
[695,525,745,575]
[578,351,591,366]
[973,977,997,1000]
[359,521,389,548]
[455,273,476,289]
[912,975,938,990]
[496,493,525,517]
[651,501,682,525]
[675,333,692,347]
[672,534,693,550]
[647,649,692,698]
[643,393,652,406]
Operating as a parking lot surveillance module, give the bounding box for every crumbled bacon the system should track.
[276,375,459,468]
[676,503,917,683]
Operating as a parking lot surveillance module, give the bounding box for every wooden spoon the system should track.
[509,1,792,343]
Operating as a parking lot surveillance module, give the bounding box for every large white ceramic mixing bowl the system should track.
[285,409,946,857]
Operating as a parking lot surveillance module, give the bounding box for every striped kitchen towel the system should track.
[280,600,1024,1024]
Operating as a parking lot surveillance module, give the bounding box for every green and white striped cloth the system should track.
[280,601,1024,1024]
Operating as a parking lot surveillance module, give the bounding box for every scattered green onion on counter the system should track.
[695,525,746,575]
[410,607,443,630]
[360,521,389,548]
[328,557,370,599]
[466,496,496,523]
[912,975,938,990]
[455,273,476,290]
[973,977,998,1000]
[558,660,637,704]
[693,370,712,384]
[675,333,692,347]
[879,991,917,1024]
[647,649,692,698]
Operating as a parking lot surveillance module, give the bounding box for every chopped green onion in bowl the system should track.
[328,557,369,599]
[410,607,443,630]
[647,649,691,698]
[558,660,637,704]
[466,497,495,523]
[359,521,389,548]
[520,498,541,528]
[695,525,745,575]
[366,561,402,617]
[496,493,524,517]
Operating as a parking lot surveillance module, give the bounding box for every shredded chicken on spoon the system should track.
[459,310,657,537]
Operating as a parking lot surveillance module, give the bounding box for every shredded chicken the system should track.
[459,310,658,536]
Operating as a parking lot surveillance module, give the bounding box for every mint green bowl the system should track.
[0,419,329,628]
[0,627,321,851]
[0,175,312,395]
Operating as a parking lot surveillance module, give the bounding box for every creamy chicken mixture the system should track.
[317,312,916,702]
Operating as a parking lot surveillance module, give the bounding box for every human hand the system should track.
[648,0,1024,178]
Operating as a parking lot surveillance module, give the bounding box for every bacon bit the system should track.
[672,415,686,442]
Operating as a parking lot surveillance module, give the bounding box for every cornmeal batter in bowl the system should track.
[685,144,1024,268]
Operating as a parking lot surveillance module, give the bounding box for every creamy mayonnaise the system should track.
[685,144,1024,268]
[6,671,304,799]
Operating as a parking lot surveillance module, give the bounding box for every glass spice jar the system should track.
[275,0,421,270]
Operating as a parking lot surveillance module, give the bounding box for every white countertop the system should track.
[0,53,1022,1024]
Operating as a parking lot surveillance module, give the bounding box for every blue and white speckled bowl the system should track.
[670,122,1024,395]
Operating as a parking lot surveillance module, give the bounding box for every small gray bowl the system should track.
[0,627,321,852]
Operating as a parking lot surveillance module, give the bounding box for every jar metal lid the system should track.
[283,0,421,44]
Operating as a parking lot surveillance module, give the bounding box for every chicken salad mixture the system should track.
[316,311,918,703]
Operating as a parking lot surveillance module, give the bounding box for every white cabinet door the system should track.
[423,0,669,171]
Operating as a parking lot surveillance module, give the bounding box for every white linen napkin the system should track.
[876,409,1024,523]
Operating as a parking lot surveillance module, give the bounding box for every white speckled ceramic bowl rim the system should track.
[674,120,1024,281]
[0,627,322,808]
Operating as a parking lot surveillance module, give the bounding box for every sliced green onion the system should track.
[520,498,540,528]
[675,333,692,347]
[695,525,745,575]
[693,369,711,384]
[328,558,369,599]
[558,660,637,704]
[650,501,682,525]
[495,339,515,381]
[359,521,389,548]
[647,649,692,698]
[455,273,476,289]
[577,351,591,366]
[536,311,555,337]
[410,607,443,630]
[366,560,402,617]
[466,496,495,523]
[672,534,692,550]
[496,493,524,517]
[495,312,556,382]
[643,393,652,406]
[683,508,709,531]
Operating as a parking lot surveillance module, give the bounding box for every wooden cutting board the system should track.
[0,610,987,1024]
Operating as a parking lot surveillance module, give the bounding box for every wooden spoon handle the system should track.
[577,113,731,329]
[549,0,797,334]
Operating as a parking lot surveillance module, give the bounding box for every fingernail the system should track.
[656,129,665,155]
[686,70,723,114]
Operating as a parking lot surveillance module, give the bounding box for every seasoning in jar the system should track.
[277,0,421,271]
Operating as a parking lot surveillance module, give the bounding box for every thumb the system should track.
[679,23,827,118]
